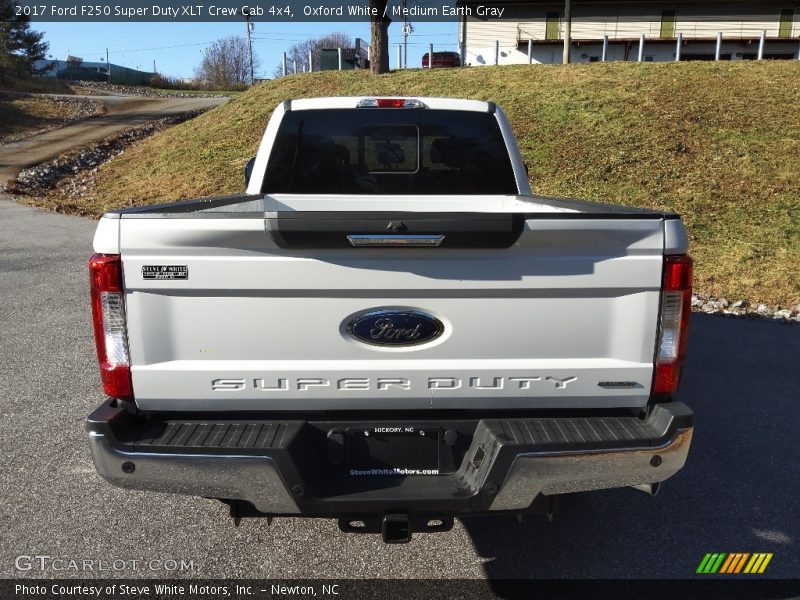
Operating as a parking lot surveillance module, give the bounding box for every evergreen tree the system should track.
[0,0,49,80]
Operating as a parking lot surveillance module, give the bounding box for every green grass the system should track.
[52,62,800,306]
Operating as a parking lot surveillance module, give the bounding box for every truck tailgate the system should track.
[117,196,666,412]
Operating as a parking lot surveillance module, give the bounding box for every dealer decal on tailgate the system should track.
[142,265,188,280]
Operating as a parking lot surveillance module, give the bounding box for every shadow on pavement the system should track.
[462,314,800,579]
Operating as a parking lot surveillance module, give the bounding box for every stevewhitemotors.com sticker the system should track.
[142,265,188,280]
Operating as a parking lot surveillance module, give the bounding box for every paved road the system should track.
[0,95,226,183]
[0,195,798,579]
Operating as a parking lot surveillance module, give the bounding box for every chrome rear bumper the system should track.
[490,429,692,510]
[89,431,300,514]
[87,400,693,516]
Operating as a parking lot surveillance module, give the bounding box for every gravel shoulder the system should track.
[0,95,226,184]
[72,81,238,98]
[0,196,798,579]
[5,112,202,215]
[0,93,103,144]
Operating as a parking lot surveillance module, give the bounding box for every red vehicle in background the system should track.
[421,51,462,68]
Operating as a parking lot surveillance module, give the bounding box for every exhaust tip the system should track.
[631,482,662,496]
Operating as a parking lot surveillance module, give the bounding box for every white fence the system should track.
[465,31,800,66]
[278,30,800,76]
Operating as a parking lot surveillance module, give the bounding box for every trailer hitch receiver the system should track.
[382,513,411,543]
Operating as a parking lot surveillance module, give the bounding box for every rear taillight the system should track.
[89,254,133,399]
[654,254,693,395]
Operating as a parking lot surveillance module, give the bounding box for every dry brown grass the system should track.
[0,74,74,94]
[0,94,102,143]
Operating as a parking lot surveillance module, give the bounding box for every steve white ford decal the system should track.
[347,309,444,347]
[142,265,188,280]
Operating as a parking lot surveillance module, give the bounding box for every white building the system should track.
[459,1,800,65]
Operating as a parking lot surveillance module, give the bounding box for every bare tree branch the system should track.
[195,36,259,89]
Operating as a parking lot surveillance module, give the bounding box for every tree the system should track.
[275,32,352,77]
[0,0,48,80]
[194,36,258,90]
[369,0,391,74]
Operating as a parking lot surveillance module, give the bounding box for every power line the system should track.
[250,32,455,42]
[51,41,220,58]
[110,41,219,53]
[395,33,456,37]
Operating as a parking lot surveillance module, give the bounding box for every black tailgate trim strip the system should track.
[267,212,525,249]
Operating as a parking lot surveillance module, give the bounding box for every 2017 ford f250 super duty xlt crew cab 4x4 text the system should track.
[86,97,694,543]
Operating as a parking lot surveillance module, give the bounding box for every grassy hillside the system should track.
[0,94,101,143]
[77,62,800,305]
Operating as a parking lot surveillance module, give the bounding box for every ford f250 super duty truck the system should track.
[87,97,694,543]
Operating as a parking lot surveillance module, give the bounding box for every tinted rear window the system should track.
[262,108,518,195]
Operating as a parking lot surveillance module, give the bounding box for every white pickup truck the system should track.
[87,97,694,543]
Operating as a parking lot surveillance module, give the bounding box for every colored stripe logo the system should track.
[696,553,773,574]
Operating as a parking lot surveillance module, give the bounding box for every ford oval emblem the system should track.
[347,310,444,347]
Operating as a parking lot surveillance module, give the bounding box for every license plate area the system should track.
[346,426,441,476]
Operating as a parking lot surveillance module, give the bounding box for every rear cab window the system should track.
[262,108,518,195]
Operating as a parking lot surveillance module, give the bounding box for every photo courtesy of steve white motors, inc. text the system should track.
[14,583,340,597]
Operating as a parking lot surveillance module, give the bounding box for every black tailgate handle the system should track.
[346,234,446,247]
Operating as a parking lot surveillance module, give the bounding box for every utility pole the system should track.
[403,22,413,68]
[401,0,412,69]
[563,0,571,64]
[106,48,111,83]
[246,16,255,84]
[460,13,467,66]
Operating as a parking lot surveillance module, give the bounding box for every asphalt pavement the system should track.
[0,195,797,579]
